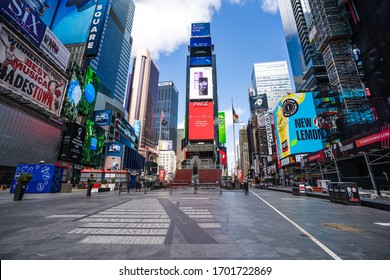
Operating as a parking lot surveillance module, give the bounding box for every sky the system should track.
[131,0,291,172]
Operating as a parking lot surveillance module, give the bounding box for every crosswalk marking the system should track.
[374,223,390,226]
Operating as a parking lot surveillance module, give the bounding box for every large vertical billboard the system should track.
[51,0,97,44]
[105,142,123,170]
[81,118,105,167]
[61,65,99,121]
[58,122,86,163]
[189,67,213,100]
[188,101,214,140]
[218,112,226,144]
[273,92,324,159]
[249,94,268,113]
[0,24,68,116]
[0,0,70,71]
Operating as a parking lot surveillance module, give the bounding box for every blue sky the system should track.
[132,0,291,171]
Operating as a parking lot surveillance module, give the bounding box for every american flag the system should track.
[232,106,239,123]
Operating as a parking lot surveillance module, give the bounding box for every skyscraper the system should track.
[251,61,292,112]
[155,81,179,153]
[127,48,159,159]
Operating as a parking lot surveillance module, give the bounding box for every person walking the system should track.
[86,174,96,197]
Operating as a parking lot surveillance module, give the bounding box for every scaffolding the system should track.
[310,0,375,142]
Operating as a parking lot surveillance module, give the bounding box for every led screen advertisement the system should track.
[188,101,214,140]
[81,118,105,167]
[0,1,70,71]
[218,112,226,144]
[58,122,86,163]
[94,109,112,126]
[273,92,324,159]
[0,24,68,116]
[105,142,123,170]
[61,65,99,121]
[189,67,213,100]
[191,22,210,37]
[190,37,211,47]
[51,0,97,44]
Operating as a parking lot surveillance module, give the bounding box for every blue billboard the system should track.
[51,0,97,44]
[10,164,63,193]
[191,22,210,37]
[273,92,324,159]
[94,110,112,126]
[189,56,213,66]
[190,37,212,47]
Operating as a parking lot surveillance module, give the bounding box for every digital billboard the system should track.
[219,146,227,167]
[188,101,214,141]
[61,65,99,121]
[189,67,213,100]
[94,110,112,126]
[81,118,105,167]
[218,112,226,144]
[190,37,212,48]
[105,141,123,170]
[58,122,85,163]
[158,140,173,151]
[191,22,210,37]
[0,24,68,116]
[0,1,70,71]
[51,0,97,44]
[189,56,212,66]
[273,92,324,159]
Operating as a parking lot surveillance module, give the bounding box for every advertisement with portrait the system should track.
[0,24,67,116]
[273,92,324,159]
[81,118,105,167]
[188,101,214,140]
[191,22,210,37]
[105,142,123,170]
[94,109,112,126]
[189,67,213,100]
[218,112,226,144]
[0,1,70,71]
[61,65,99,121]
[58,122,86,163]
[51,0,97,44]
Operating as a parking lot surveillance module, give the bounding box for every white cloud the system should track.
[260,0,279,14]
[132,0,221,60]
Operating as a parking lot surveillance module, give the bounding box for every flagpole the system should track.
[158,111,163,173]
[232,98,237,180]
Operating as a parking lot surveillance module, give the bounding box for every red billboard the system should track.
[188,101,214,140]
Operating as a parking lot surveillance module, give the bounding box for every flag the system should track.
[232,106,239,123]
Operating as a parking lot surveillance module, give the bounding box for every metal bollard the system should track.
[220,187,222,195]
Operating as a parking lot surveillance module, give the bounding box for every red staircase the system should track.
[199,169,222,184]
[171,169,192,186]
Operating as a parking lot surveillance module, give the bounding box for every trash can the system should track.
[328,182,361,205]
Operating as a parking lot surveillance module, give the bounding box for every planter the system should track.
[13,183,27,201]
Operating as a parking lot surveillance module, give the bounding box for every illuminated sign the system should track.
[189,67,213,100]
[191,22,210,37]
[273,92,324,158]
[188,101,214,140]
[218,112,226,144]
[85,0,110,58]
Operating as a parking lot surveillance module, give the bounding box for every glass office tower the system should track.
[155,82,179,153]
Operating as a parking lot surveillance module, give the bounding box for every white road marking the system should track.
[46,215,86,218]
[250,190,342,260]
[80,235,165,244]
[374,223,390,226]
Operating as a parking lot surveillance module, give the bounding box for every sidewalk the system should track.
[267,185,390,211]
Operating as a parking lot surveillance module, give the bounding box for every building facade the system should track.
[127,48,159,160]
[155,81,179,153]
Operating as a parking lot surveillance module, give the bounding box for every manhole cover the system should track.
[323,223,362,232]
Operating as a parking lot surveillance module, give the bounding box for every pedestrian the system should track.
[244,178,249,195]
[136,175,142,192]
[86,174,95,197]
